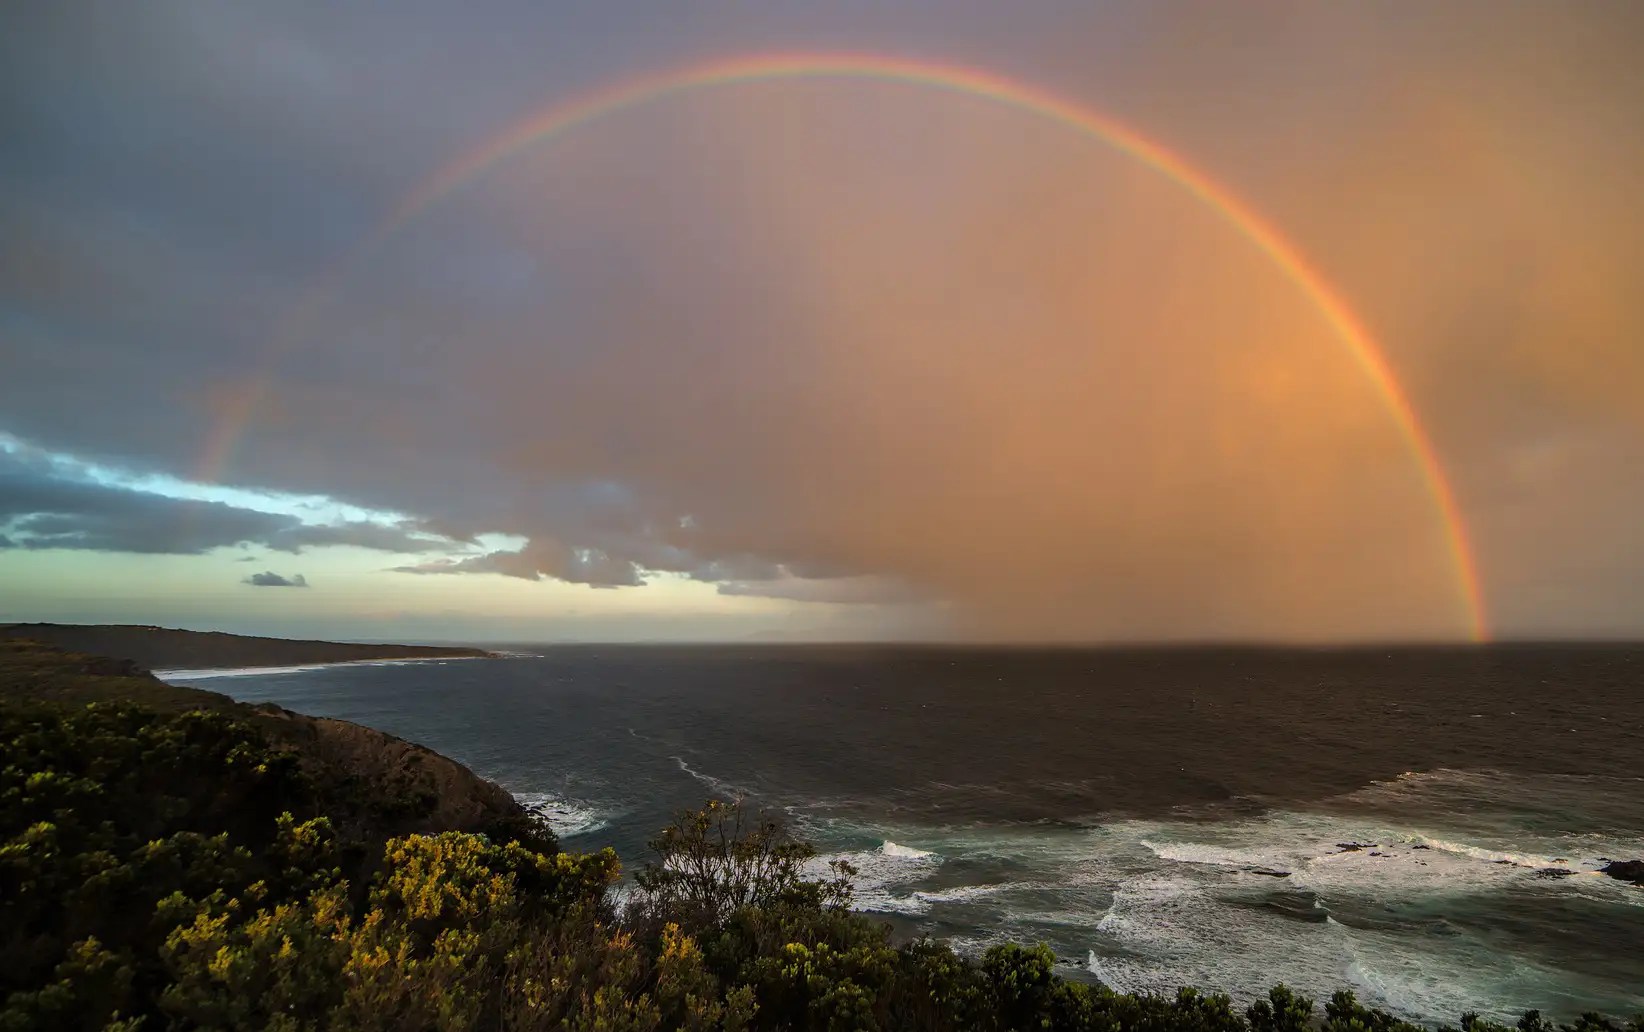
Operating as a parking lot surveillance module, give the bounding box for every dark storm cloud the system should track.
[245,571,307,588]
[0,452,455,557]
[0,466,295,555]
[3,3,1643,638]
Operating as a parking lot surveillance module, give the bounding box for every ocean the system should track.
[164,645,1644,1023]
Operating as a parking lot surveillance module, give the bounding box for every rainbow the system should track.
[203,51,1488,640]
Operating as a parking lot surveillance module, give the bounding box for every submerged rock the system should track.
[1535,868,1575,879]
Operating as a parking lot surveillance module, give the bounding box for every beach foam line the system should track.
[156,654,489,680]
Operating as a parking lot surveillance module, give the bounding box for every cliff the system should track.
[0,636,523,838]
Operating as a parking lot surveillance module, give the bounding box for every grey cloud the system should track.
[0,453,460,558]
[686,556,791,583]
[390,558,468,575]
[270,520,455,555]
[0,534,14,549]
[245,571,307,587]
[575,551,644,589]
[0,467,297,555]
[391,540,640,587]
[406,517,483,545]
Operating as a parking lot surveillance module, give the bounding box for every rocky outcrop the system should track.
[1598,859,1644,886]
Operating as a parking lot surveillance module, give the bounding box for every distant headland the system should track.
[0,622,494,673]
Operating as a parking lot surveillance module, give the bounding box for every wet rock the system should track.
[1599,859,1644,886]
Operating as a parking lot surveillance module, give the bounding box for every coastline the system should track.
[155,654,494,680]
[0,622,496,673]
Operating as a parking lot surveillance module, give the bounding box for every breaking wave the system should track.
[807,839,947,915]
[881,840,937,860]
[157,657,478,680]
[512,792,610,837]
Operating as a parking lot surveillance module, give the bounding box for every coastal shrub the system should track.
[159,831,623,1030]
[631,797,855,934]
[4,696,1643,1031]
[1248,984,1316,1032]
[0,701,315,1027]
[1323,989,1425,1032]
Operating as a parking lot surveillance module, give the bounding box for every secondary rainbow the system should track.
[202,51,1489,641]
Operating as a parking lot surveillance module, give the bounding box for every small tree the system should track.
[632,800,853,933]
[1249,984,1316,1032]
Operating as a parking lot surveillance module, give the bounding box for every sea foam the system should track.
[156,656,483,680]
[671,755,749,799]
[881,840,937,860]
[513,792,610,837]
[806,839,944,914]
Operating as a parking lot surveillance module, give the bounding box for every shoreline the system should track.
[0,623,496,674]
[155,653,495,681]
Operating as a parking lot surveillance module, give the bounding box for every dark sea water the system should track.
[164,645,1644,1023]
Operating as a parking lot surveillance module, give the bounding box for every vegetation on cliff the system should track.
[3,641,1641,1030]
